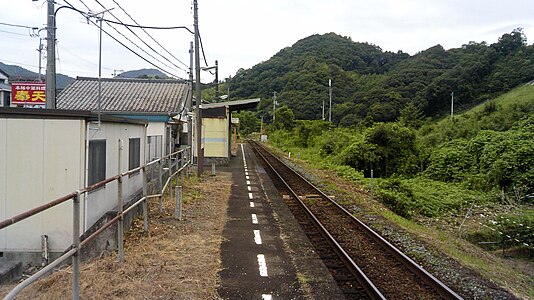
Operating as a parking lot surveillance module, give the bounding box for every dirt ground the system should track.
[0,172,231,299]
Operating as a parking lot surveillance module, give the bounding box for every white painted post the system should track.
[175,186,183,220]
[159,159,163,213]
[142,166,148,231]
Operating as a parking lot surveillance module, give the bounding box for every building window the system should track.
[88,139,106,185]
[129,138,141,171]
[146,135,162,161]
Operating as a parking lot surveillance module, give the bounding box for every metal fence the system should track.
[0,146,192,300]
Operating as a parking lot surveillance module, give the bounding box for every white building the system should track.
[57,77,191,161]
[0,108,146,263]
[0,69,10,107]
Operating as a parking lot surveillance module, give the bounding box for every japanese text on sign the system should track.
[11,82,46,105]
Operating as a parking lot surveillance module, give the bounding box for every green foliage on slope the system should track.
[225,29,533,125]
[265,84,534,220]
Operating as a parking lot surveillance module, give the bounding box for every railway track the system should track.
[248,140,463,300]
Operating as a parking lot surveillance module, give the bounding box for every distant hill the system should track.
[226,29,534,123]
[0,62,74,90]
[116,68,169,79]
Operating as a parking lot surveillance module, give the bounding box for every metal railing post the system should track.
[187,148,191,178]
[142,165,148,231]
[168,151,172,178]
[72,191,81,299]
[117,174,124,262]
[175,186,182,220]
[158,159,163,213]
[170,174,174,203]
[117,139,124,262]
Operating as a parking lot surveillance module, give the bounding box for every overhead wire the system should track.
[0,59,39,69]
[101,19,193,33]
[0,29,30,37]
[88,16,181,78]
[62,0,182,78]
[197,30,215,75]
[109,0,190,68]
[0,22,38,29]
[89,0,187,72]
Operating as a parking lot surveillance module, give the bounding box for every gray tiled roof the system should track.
[0,83,10,91]
[57,77,190,114]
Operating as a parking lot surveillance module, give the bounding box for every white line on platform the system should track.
[251,214,258,224]
[257,254,268,277]
[246,180,251,185]
[253,230,262,245]
[248,192,253,199]
[262,295,272,300]
[245,172,249,176]
[250,201,255,207]
[246,176,250,180]
[247,186,252,192]
[241,144,246,165]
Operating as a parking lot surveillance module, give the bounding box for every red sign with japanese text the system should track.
[11,82,46,107]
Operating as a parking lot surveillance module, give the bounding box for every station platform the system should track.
[217,143,345,299]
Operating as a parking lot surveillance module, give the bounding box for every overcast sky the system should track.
[1,0,533,82]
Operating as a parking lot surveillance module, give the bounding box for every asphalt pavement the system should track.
[217,143,345,300]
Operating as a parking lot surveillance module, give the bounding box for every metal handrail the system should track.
[1,146,192,300]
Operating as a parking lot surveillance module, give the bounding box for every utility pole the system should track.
[328,79,332,122]
[45,0,56,109]
[97,15,104,125]
[322,91,325,120]
[450,92,454,120]
[215,60,219,101]
[272,91,277,122]
[193,0,203,176]
[37,38,44,82]
[188,41,194,155]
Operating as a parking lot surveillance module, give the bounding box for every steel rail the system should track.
[251,141,385,300]
[251,140,463,300]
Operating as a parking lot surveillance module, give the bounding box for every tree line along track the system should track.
[248,140,463,300]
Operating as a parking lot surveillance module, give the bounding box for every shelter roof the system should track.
[202,98,260,112]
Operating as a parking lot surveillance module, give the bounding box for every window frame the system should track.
[88,139,106,186]
[129,137,141,175]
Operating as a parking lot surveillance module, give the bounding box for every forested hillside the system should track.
[256,84,533,269]
[224,29,533,123]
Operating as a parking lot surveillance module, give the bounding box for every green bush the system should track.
[338,123,419,176]
[378,177,491,219]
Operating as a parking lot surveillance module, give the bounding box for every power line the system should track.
[198,30,209,67]
[0,29,30,37]
[0,58,39,69]
[109,0,190,68]
[86,16,182,78]
[197,30,215,75]
[101,19,193,33]
[89,0,187,72]
[62,0,182,78]
[0,22,38,29]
